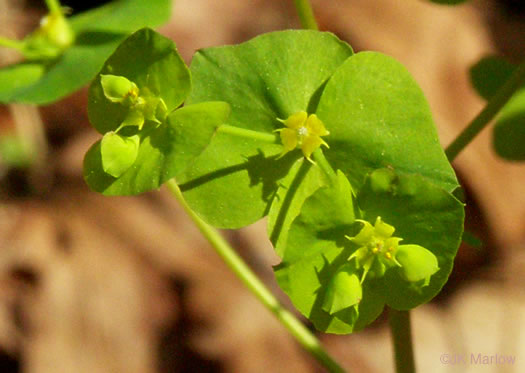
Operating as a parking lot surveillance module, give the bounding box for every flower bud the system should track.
[322,265,362,315]
[395,244,439,287]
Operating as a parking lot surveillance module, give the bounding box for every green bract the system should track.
[178,30,354,229]
[322,265,362,315]
[178,29,458,234]
[83,28,231,195]
[0,0,171,104]
[275,168,463,333]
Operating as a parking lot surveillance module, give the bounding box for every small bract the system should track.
[322,264,362,315]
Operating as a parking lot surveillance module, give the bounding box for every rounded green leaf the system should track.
[469,56,516,100]
[88,28,191,134]
[316,51,458,193]
[276,168,463,333]
[357,168,464,310]
[178,30,353,228]
[100,132,140,177]
[493,88,525,161]
[84,102,230,195]
[274,171,385,334]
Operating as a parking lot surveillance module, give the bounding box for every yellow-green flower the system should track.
[346,216,402,282]
[276,111,329,162]
[346,216,439,288]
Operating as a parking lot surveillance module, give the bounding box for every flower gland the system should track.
[275,111,329,162]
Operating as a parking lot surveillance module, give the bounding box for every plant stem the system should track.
[45,0,62,14]
[313,148,337,181]
[0,36,25,51]
[293,0,319,30]
[217,124,279,143]
[165,179,346,373]
[445,60,525,162]
[389,309,416,373]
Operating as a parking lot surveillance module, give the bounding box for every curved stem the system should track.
[389,308,416,373]
[445,60,525,162]
[217,124,279,143]
[293,0,319,30]
[312,148,337,181]
[165,180,346,373]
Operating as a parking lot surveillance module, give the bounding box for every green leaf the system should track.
[88,28,190,134]
[178,30,353,228]
[0,63,45,100]
[493,88,525,161]
[83,101,230,195]
[68,0,172,34]
[0,31,127,104]
[356,168,464,310]
[469,56,516,100]
[0,0,172,104]
[100,132,140,177]
[276,168,463,333]
[275,171,385,334]
[316,51,458,192]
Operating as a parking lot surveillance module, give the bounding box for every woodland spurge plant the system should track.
[83,26,464,336]
[4,0,525,372]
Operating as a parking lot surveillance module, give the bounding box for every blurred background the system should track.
[0,0,524,372]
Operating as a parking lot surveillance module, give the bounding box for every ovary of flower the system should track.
[275,111,329,162]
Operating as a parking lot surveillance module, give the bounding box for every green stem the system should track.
[44,0,62,14]
[389,309,416,373]
[0,36,25,51]
[445,60,525,162]
[165,180,346,373]
[312,148,337,181]
[217,124,279,143]
[293,0,319,30]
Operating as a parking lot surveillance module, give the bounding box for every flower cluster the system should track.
[323,217,439,315]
